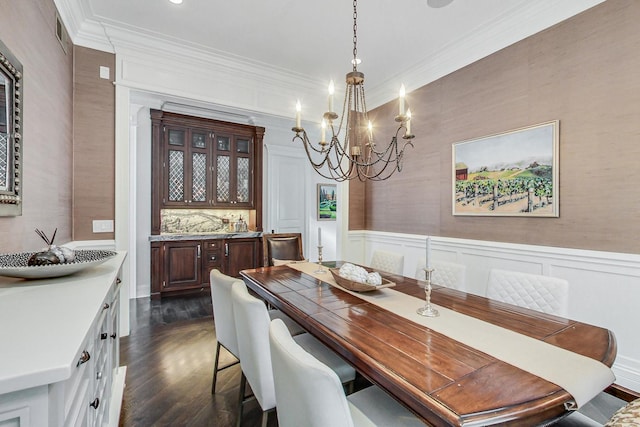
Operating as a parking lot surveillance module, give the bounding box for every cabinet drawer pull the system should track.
[101,332,108,340]
[96,371,103,380]
[197,244,201,258]
[116,277,122,284]
[77,350,91,367]
[90,398,100,409]
[103,302,110,310]
[209,255,217,261]
[225,243,229,257]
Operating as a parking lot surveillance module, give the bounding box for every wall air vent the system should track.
[55,12,70,54]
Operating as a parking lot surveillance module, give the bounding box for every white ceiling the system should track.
[56,0,604,110]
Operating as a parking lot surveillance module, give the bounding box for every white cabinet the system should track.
[0,252,127,427]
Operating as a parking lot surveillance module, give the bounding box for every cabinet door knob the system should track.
[101,332,108,340]
[110,332,117,339]
[116,277,122,284]
[77,350,91,367]
[96,371,103,380]
[90,398,100,409]
[103,302,110,310]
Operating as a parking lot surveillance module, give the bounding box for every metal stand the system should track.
[314,245,326,274]
[417,268,439,317]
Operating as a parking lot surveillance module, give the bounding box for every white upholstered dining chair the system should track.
[370,250,404,275]
[209,269,242,394]
[555,397,640,426]
[209,269,304,394]
[231,281,356,427]
[416,260,467,290]
[269,318,424,427]
[486,268,570,317]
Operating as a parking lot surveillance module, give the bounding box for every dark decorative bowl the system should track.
[0,249,117,279]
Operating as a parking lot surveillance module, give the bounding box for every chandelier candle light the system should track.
[292,0,415,182]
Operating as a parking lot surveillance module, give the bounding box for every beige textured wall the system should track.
[0,0,74,252]
[72,46,115,241]
[351,0,640,254]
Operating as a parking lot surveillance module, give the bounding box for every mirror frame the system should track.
[0,39,23,216]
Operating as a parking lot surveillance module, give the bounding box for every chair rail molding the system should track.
[346,230,640,392]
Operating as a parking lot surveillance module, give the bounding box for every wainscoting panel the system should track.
[345,230,640,392]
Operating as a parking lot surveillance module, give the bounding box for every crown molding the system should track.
[54,0,605,116]
[366,0,606,108]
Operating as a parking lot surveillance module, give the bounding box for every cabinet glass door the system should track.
[215,135,231,203]
[167,129,186,203]
[190,131,208,203]
[236,157,250,203]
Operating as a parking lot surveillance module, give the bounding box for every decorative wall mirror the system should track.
[0,39,23,216]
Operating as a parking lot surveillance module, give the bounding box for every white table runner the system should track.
[287,262,615,408]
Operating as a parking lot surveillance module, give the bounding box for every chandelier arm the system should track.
[293,131,330,155]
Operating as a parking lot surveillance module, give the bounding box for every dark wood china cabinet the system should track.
[150,110,264,297]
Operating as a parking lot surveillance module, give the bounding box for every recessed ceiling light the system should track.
[427,0,453,8]
[169,0,183,4]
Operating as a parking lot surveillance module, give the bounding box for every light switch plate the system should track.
[99,66,110,80]
[92,220,114,233]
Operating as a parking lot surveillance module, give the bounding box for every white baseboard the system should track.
[348,230,640,392]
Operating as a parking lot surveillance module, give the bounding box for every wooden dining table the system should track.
[240,262,617,426]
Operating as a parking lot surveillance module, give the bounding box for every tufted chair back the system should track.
[486,268,569,317]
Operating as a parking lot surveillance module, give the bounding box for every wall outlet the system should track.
[92,220,114,233]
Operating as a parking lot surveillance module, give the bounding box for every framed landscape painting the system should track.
[317,184,337,220]
[452,121,559,217]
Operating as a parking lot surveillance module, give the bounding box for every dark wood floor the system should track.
[118,291,626,427]
[118,291,277,427]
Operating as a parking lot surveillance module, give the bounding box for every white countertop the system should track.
[0,252,126,395]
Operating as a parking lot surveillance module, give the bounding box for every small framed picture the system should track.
[317,184,337,221]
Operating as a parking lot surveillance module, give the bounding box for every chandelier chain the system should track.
[352,0,358,71]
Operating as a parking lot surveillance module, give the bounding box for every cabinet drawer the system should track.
[54,336,94,427]
[205,240,222,251]
[206,252,222,265]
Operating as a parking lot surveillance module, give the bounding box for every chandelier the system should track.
[292,0,415,182]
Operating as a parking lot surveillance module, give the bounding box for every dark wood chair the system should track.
[262,233,304,267]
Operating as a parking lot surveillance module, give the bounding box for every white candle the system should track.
[399,84,406,116]
[426,236,432,269]
[295,100,301,128]
[406,109,412,135]
[328,80,335,113]
[318,227,322,246]
[321,119,326,143]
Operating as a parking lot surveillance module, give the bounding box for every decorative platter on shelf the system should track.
[0,250,117,279]
[329,268,396,292]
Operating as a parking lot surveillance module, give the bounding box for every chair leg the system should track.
[212,341,222,394]
[212,342,240,394]
[236,372,247,427]
[347,380,354,395]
